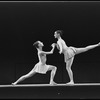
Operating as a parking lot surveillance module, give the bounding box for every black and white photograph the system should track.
[0,1,100,99]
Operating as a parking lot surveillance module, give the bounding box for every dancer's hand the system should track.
[98,42,100,46]
[59,51,61,54]
[51,43,56,48]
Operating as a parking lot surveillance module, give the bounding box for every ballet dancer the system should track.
[12,41,57,85]
[54,30,100,85]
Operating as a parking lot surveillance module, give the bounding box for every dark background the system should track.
[0,2,100,84]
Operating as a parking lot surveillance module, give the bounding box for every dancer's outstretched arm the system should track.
[42,43,56,54]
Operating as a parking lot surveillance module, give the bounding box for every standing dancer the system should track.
[12,41,57,85]
[54,30,100,85]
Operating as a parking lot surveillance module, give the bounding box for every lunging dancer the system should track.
[12,41,57,85]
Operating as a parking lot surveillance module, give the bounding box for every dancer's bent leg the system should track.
[47,65,57,85]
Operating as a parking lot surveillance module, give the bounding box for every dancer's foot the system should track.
[50,81,57,86]
[66,81,74,85]
[12,82,17,85]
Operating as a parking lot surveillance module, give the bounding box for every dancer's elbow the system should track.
[50,51,53,54]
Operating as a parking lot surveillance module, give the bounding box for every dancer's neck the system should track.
[58,36,61,40]
[37,48,42,51]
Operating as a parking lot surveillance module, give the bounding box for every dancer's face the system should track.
[54,32,58,38]
[54,32,60,39]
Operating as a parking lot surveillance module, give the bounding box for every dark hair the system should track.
[33,41,39,48]
[55,30,63,36]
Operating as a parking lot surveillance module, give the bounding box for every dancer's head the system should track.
[33,41,44,49]
[54,30,63,39]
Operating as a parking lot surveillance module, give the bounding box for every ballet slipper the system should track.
[66,81,74,86]
[49,81,58,86]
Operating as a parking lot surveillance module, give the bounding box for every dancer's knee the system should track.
[23,74,30,79]
[66,67,71,71]
[49,65,55,70]
[22,75,27,79]
[52,66,57,72]
[54,67,57,70]
[49,66,57,72]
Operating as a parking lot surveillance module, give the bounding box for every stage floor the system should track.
[1,83,100,87]
[0,83,100,99]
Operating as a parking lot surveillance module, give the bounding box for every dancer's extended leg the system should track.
[75,44,99,55]
[12,69,36,85]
